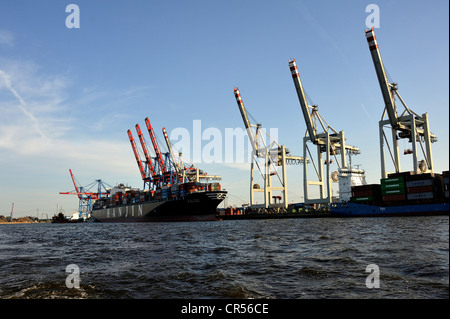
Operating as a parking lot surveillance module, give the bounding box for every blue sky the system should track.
[0,0,448,217]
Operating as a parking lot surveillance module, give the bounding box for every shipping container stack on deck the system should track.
[350,171,448,206]
[381,175,406,202]
[351,184,382,205]
[404,173,443,202]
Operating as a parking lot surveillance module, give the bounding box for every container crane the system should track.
[162,127,181,178]
[365,28,436,178]
[145,117,169,184]
[234,87,306,209]
[59,169,111,218]
[127,129,150,188]
[162,126,221,183]
[135,124,158,188]
[288,58,362,204]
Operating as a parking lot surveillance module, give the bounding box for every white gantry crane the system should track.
[365,28,437,178]
[288,58,363,204]
[234,87,306,209]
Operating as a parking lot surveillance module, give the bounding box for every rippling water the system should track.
[0,216,448,299]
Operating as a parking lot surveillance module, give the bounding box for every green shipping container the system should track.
[381,182,405,190]
[351,196,374,202]
[381,176,405,184]
[381,188,406,195]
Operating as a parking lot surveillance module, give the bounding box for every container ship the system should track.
[90,116,227,222]
[330,171,449,217]
[91,182,226,222]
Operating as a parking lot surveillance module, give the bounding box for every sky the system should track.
[0,0,448,218]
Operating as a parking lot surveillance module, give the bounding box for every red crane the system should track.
[59,169,111,216]
[145,117,167,175]
[135,123,157,178]
[59,169,99,199]
[127,129,148,182]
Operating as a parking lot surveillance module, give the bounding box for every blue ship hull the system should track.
[330,202,449,217]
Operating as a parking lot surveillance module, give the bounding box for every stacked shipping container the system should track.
[93,182,222,209]
[350,171,448,206]
[351,184,381,204]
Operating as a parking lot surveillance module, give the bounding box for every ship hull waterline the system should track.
[330,202,449,217]
[91,191,227,222]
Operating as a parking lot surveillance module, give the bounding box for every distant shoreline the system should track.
[0,221,38,224]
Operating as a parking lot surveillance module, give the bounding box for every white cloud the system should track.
[0,68,49,140]
[0,30,14,46]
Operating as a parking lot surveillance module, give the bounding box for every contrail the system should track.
[360,103,373,121]
[0,68,47,140]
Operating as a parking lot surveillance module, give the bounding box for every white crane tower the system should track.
[365,28,437,178]
[234,87,306,209]
[288,59,364,204]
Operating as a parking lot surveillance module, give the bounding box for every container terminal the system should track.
[222,28,448,219]
[58,29,448,221]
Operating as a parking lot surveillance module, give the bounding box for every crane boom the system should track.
[60,169,99,199]
[135,123,157,177]
[127,129,148,181]
[145,117,167,175]
[69,169,81,199]
[162,127,180,173]
[365,28,403,130]
[233,87,258,154]
[288,59,318,144]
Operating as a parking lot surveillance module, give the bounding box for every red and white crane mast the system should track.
[233,87,305,209]
[127,129,148,183]
[145,117,167,179]
[135,124,157,179]
[365,28,436,178]
[288,58,362,204]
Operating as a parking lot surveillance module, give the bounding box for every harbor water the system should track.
[0,216,448,299]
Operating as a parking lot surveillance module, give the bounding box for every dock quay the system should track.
[217,206,333,220]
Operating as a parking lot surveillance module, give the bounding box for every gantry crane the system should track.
[162,126,221,183]
[127,129,151,188]
[365,28,437,178]
[59,169,111,218]
[234,87,306,209]
[135,124,159,188]
[288,58,362,204]
[145,117,173,185]
[162,127,181,176]
[129,117,221,189]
